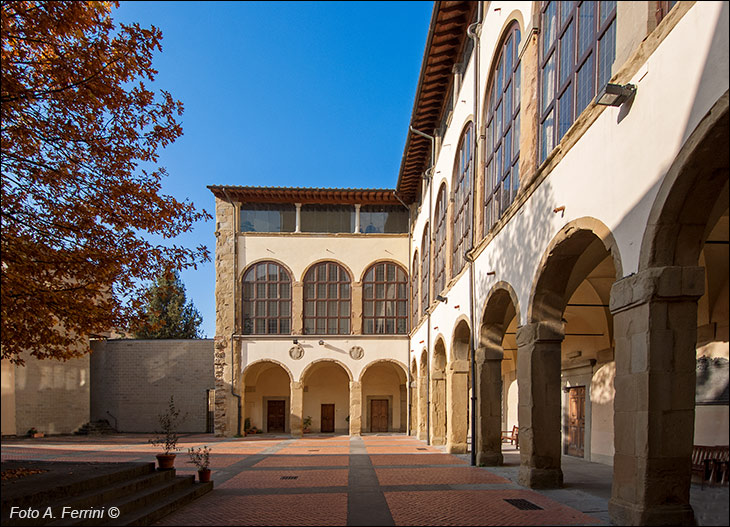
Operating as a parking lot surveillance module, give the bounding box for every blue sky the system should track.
[112,1,433,337]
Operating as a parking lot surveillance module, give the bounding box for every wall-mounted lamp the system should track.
[436,294,448,304]
[318,340,325,346]
[292,339,298,345]
[595,83,636,106]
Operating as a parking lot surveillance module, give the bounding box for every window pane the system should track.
[541,110,555,163]
[364,319,374,334]
[280,282,291,299]
[502,172,511,214]
[576,53,595,115]
[542,52,556,114]
[359,205,408,234]
[597,20,616,89]
[317,301,326,316]
[513,112,521,155]
[341,319,350,334]
[280,319,290,334]
[255,319,265,333]
[543,2,557,53]
[340,283,350,298]
[301,204,354,233]
[328,302,337,317]
[281,302,291,316]
[505,36,513,80]
[559,21,574,87]
[512,163,520,197]
[578,1,595,58]
[558,87,573,140]
[560,1,575,26]
[504,80,513,120]
[514,64,521,109]
[504,129,512,170]
[599,0,616,26]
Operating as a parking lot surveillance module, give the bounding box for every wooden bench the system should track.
[692,445,729,488]
[501,425,518,447]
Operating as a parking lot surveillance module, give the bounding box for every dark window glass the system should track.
[301,205,354,233]
[433,186,448,295]
[411,253,419,327]
[452,123,473,276]
[303,262,351,335]
[359,205,409,233]
[420,226,430,317]
[240,204,295,233]
[362,262,408,335]
[540,1,616,163]
[242,262,292,334]
[484,23,521,236]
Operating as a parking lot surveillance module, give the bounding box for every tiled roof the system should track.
[207,185,403,205]
[396,1,476,203]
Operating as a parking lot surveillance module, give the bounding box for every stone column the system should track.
[290,381,304,438]
[476,346,504,466]
[399,384,408,432]
[351,282,363,335]
[349,381,362,436]
[431,373,447,445]
[213,197,238,437]
[446,359,469,454]
[516,321,564,488]
[608,266,703,526]
[418,374,428,441]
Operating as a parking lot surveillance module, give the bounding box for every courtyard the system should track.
[2,433,727,526]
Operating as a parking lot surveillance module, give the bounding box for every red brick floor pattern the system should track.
[277,447,350,455]
[376,466,511,486]
[218,469,349,489]
[369,454,467,466]
[366,446,441,454]
[253,455,350,468]
[384,489,600,526]
[155,492,348,526]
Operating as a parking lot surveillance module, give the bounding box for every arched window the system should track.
[453,123,473,275]
[411,252,419,326]
[539,1,616,163]
[303,262,351,335]
[485,23,521,233]
[362,262,408,334]
[433,185,448,295]
[420,225,430,317]
[242,261,292,335]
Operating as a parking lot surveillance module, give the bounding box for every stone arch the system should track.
[238,258,295,283]
[639,94,729,269]
[450,316,472,362]
[241,360,293,434]
[431,336,448,445]
[299,358,353,383]
[528,217,623,324]
[476,281,521,466]
[358,260,408,283]
[359,359,409,433]
[300,259,354,284]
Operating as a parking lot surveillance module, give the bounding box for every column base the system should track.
[417,431,428,441]
[477,451,503,466]
[447,441,468,454]
[518,466,563,488]
[609,497,696,526]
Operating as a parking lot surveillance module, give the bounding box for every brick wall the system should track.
[90,339,214,433]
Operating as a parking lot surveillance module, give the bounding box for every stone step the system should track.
[105,481,214,526]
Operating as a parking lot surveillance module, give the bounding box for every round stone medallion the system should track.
[349,345,364,360]
[289,344,304,360]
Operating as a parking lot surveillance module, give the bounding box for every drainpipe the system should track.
[410,125,435,445]
[466,2,482,467]
[393,190,412,436]
[222,188,242,436]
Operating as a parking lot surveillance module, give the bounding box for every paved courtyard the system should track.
[2,434,727,526]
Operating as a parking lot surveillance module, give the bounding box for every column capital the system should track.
[516,321,565,347]
[476,345,504,364]
[610,266,704,315]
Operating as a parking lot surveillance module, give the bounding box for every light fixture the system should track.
[436,294,448,304]
[292,339,298,345]
[318,339,324,346]
[595,83,636,106]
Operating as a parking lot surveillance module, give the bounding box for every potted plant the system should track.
[302,416,312,434]
[27,427,44,438]
[187,446,212,482]
[149,396,186,470]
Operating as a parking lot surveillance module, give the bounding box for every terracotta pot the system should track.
[156,453,176,470]
[198,469,211,483]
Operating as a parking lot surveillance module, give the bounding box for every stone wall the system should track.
[90,339,214,433]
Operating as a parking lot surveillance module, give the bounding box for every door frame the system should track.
[263,397,290,433]
[366,395,394,433]
[320,403,335,433]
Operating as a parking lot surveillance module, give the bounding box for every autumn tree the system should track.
[134,271,204,339]
[1,1,210,364]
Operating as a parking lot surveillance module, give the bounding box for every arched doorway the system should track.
[431,339,447,445]
[360,360,408,433]
[448,319,472,453]
[478,283,520,466]
[301,360,351,434]
[242,361,293,434]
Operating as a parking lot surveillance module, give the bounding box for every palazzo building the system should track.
[211,2,729,525]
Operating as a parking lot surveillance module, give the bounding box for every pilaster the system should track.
[349,381,362,435]
[290,381,304,438]
[476,345,504,466]
[446,361,469,454]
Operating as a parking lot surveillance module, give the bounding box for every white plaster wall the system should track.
[239,337,408,384]
[591,362,616,464]
[361,362,405,432]
[239,233,408,282]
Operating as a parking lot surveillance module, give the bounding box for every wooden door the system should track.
[321,404,335,433]
[267,400,286,433]
[567,386,585,457]
[371,399,389,432]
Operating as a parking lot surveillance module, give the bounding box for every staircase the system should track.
[74,420,117,435]
[1,462,213,526]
